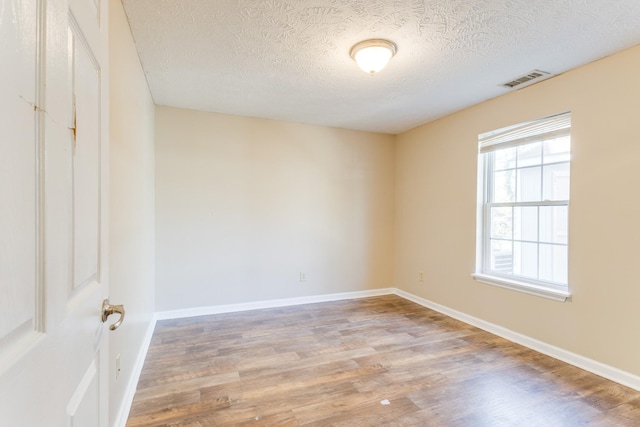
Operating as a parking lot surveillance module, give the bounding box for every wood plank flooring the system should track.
[127,295,640,426]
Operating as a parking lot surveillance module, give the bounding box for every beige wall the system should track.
[395,45,640,375]
[109,0,156,423]
[155,107,395,311]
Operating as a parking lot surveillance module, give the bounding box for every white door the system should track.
[0,0,113,426]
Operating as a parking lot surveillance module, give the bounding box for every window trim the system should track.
[474,112,572,302]
[471,273,571,302]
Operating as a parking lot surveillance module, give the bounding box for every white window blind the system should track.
[479,112,571,154]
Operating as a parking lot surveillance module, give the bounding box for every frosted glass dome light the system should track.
[350,39,397,75]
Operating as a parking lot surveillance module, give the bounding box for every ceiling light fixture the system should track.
[350,39,397,75]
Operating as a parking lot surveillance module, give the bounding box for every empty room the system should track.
[2,0,640,426]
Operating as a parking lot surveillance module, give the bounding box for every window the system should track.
[473,112,571,301]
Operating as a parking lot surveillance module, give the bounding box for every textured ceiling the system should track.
[122,0,640,134]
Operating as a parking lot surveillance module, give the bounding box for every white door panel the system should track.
[0,0,41,365]
[70,17,102,291]
[67,358,101,427]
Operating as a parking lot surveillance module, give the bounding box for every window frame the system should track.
[473,113,572,302]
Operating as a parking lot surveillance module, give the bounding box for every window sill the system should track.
[472,273,571,302]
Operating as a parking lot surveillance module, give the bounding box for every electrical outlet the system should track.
[115,354,121,380]
[419,272,424,282]
[300,272,306,282]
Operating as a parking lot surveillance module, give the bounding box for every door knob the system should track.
[101,299,125,331]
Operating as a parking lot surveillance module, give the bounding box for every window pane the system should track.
[543,162,570,201]
[479,113,571,293]
[540,206,568,244]
[517,142,542,167]
[514,206,537,241]
[493,170,515,203]
[543,136,570,164]
[513,241,538,279]
[490,239,512,274]
[495,147,516,170]
[491,207,512,239]
[539,244,568,285]
[517,166,541,202]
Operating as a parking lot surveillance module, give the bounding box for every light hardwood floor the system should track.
[127,295,640,426]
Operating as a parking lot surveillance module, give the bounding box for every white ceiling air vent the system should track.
[500,70,552,89]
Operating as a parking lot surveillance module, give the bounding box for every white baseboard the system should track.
[155,288,395,320]
[112,315,157,427]
[393,288,640,392]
